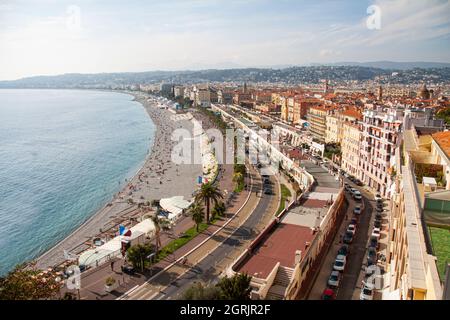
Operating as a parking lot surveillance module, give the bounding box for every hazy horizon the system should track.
[1,0,450,81]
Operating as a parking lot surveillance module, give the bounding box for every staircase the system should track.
[265,266,294,300]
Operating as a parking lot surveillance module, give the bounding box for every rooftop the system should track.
[432,131,450,159]
[237,223,315,279]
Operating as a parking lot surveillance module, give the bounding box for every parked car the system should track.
[353,193,362,201]
[350,188,358,194]
[367,247,377,266]
[354,179,364,186]
[343,231,354,244]
[376,206,384,213]
[264,188,273,195]
[333,254,347,271]
[354,206,362,215]
[351,217,358,226]
[322,288,336,300]
[375,213,383,221]
[344,183,351,191]
[369,236,379,249]
[328,270,341,288]
[375,193,382,202]
[338,244,350,256]
[372,227,381,240]
[347,223,357,235]
[374,220,382,229]
[360,286,374,300]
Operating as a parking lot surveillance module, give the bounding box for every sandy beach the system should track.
[35,91,203,269]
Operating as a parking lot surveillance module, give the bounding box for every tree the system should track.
[0,263,62,300]
[217,273,252,300]
[189,202,204,232]
[126,243,155,273]
[182,273,253,300]
[182,282,221,300]
[195,183,223,223]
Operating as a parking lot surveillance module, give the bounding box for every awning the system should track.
[160,196,192,219]
[78,219,155,267]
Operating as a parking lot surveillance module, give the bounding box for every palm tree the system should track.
[195,183,223,223]
[126,243,154,273]
[190,203,204,232]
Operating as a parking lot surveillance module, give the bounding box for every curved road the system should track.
[155,169,278,299]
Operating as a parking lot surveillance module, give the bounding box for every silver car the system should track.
[328,270,341,288]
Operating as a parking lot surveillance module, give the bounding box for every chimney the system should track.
[295,250,302,265]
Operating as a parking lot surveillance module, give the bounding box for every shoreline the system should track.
[35,90,202,270]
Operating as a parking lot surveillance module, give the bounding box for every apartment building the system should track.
[359,108,402,197]
[386,143,443,300]
[174,86,185,98]
[307,106,329,143]
[325,114,340,144]
[195,87,211,107]
[341,121,361,177]
[217,90,233,104]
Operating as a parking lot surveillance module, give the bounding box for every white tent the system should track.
[160,196,192,221]
[78,219,156,268]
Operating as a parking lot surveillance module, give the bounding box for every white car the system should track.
[353,192,362,201]
[347,224,357,235]
[371,227,381,240]
[328,270,341,288]
[360,285,374,300]
[354,206,362,215]
[333,254,347,271]
[375,193,382,202]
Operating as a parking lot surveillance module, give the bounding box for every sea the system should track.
[0,89,155,276]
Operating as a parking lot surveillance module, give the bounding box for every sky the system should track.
[0,0,449,80]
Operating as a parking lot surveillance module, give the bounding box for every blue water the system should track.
[0,89,155,275]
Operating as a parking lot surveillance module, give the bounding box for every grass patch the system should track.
[276,184,292,217]
[156,215,220,262]
[429,226,450,279]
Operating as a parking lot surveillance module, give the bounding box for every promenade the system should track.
[71,161,249,299]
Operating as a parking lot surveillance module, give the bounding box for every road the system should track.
[337,191,373,300]
[156,172,277,299]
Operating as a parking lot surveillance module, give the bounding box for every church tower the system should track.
[377,85,383,101]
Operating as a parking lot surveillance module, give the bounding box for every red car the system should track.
[321,288,336,300]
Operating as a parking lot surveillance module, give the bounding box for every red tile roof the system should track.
[432,131,450,159]
[237,223,315,279]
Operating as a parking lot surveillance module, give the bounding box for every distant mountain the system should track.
[311,61,450,70]
[0,65,449,88]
